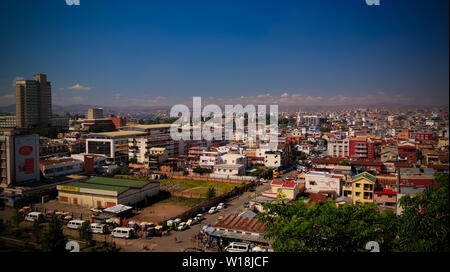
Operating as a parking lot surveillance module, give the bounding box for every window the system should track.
[355,192,360,196]
[355,183,360,188]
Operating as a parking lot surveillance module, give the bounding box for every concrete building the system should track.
[327,139,349,158]
[264,151,282,168]
[381,146,398,162]
[128,134,174,163]
[199,152,223,169]
[214,164,245,176]
[305,171,343,196]
[221,153,247,166]
[349,136,375,160]
[40,158,84,178]
[86,130,148,163]
[0,115,16,128]
[87,108,104,120]
[0,129,40,187]
[263,180,302,200]
[342,172,376,204]
[373,188,397,211]
[15,74,52,128]
[57,176,160,209]
[145,147,169,170]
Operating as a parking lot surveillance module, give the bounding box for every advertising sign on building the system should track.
[14,135,39,182]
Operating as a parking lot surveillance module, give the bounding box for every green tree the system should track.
[258,199,390,252]
[129,157,138,164]
[40,216,68,252]
[78,221,92,241]
[339,159,350,166]
[206,187,216,200]
[396,173,449,252]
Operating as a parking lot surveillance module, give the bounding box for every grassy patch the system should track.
[159,179,243,194]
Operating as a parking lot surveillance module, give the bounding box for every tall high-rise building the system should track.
[15,74,52,128]
[88,108,104,119]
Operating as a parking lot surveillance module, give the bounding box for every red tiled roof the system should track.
[308,193,328,203]
[374,189,397,195]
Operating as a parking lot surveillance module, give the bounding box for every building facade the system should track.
[15,74,52,128]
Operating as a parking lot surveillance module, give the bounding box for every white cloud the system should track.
[68,83,92,91]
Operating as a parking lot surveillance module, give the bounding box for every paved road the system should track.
[115,182,272,252]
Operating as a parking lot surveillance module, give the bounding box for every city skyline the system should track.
[0,0,449,108]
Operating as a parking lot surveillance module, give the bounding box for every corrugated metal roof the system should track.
[212,214,265,234]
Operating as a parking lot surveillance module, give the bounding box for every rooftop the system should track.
[212,214,265,234]
[353,172,376,183]
[88,131,148,137]
[124,124,174,129]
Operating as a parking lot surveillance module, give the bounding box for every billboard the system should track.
[14,135,39,183]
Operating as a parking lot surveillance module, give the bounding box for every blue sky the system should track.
[0,0,448,107]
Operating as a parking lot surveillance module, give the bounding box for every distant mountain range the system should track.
[0,102,445,116]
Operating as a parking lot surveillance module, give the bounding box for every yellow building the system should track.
[266,180,301,200]
[342,172,376,204]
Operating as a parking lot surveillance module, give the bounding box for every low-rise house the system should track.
[304,171,343,196]
[373,188,397,211]
[262,180,303,200]
[214,164,246,176]
[342,172,376,204]
[381,146,398,162]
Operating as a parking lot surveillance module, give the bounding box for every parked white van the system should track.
[111,227,134,239]
[90,223,107,234]
[24,212,44,223]
[67,220,86,230]
[225,242,250,252]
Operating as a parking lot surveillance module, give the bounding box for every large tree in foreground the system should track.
[258,199,393,252]
[396,173,449,252]
[40,216,68,252]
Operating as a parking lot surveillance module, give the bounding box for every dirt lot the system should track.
[131,200,193,223]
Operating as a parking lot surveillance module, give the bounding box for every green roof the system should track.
[85,177,149,188]
[63,182,128,194]
[353,172,376,183]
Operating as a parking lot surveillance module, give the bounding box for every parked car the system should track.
[67,219,86,230]
[195,214,205,221]
[45,210,55,219]
[225,242,250,252]
[111,227,134,239]
[217,203,226,210]
[24,212,45,223]
[186,218,199,226]
[90,223,108,234]
[208,207,217,214]
[176,222,189,231]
